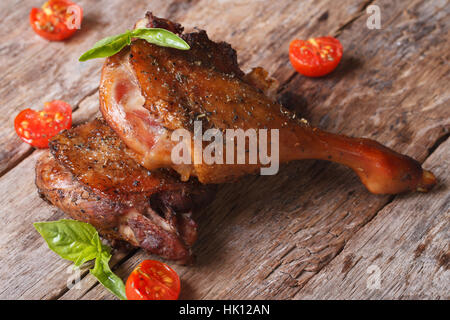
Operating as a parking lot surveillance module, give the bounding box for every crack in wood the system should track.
[427,133,450,159]
[0,147,34,179]
[262,245,297,280]
[46,264,93,300]
[72,87,99,113]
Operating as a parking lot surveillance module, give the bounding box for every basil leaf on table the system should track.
[34,219,126,300]
[79,28,189,62]
[33,219,100,265]
[90,252,127,300]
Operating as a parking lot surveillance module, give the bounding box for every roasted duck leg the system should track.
[36,119,215,264]
[99,13,436,194]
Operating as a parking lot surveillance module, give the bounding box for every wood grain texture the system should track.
[297,138,449,299]
[0,0,448,300]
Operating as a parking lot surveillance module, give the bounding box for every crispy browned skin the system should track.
[49,118,198,202]
[37,119,215,264]
[99,13,436,194]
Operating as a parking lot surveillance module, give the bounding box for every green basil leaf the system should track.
[79,31,132,62]
[73,232,110,267]
[79,28,189,62]
[90,252,127,300]
[131,28,190,50]
[35,219,126,300]
[33,219,101,264]
[73,246,98,267]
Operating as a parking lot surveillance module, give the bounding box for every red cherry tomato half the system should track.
[289,36,343,77]
[14,100,72,148]
[126,260,181,300]
[30,0,83,41]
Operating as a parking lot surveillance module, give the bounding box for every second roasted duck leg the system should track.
[36,119,216,264]
[99,13,436,195]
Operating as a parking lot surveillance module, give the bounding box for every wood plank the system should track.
[60,0,450,300]
[296,138,449,299]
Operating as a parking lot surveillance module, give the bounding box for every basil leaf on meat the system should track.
[79,28,189,61]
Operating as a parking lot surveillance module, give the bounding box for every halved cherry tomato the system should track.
[30,0,83,41]
[289,36,343,77]
[14,100,72,148]
[126,260,181,300]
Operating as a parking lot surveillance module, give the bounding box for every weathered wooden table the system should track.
[0,0,448,300]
